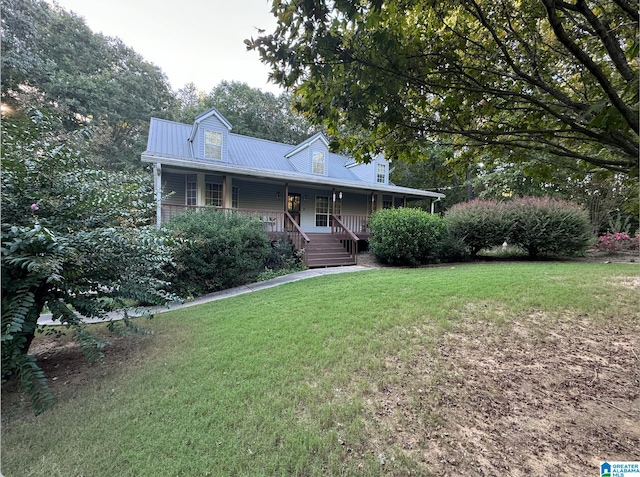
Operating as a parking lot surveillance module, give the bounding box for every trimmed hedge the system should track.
[445,200,510,257]
[369,208,447,265]
[447,197,592,258]
[506,197,592,258]
[165,209,271,297]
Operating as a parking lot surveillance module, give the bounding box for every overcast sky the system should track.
[48,0,283,94]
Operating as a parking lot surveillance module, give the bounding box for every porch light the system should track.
[339,191,343,200]
[277,191,281,199]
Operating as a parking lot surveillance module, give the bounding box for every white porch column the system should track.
[154,163,162,227]
[223,175,233,208]
[376,193,383,211]
[197,173,206,206]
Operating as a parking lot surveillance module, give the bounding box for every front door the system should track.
[287,193,301,227]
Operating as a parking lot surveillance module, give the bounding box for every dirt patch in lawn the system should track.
[358,312,639,476]
[1,329,155,423]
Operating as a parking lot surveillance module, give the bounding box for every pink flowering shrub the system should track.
[595,232,639,253]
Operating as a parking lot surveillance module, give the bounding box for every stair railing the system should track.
[284,211,311,265]
[330,215,359,263]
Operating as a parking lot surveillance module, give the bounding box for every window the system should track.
[312,151,325,175]
[186,174,197,206]
[315,196,341,227]
[315,196,329,227]
[205,182,223,207]
[383,196,393,209]
[205,130,223,159]
[376,163,386,183]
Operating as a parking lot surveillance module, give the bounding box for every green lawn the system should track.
[2,263,638,476]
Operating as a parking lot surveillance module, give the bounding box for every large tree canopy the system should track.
[248,0,638,175]
[1,0,174,169]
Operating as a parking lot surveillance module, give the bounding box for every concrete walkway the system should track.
[37,265,371,326]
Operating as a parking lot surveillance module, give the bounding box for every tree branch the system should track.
[541,0,639,133]
[567,0,636,81]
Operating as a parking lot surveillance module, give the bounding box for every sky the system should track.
[48,0,284,95]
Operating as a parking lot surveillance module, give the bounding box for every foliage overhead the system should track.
[248,0,638,175]
[172,81,317,145]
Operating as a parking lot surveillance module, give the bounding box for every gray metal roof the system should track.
[143,117,445,199]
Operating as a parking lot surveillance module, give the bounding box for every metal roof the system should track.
[143,117,445,199]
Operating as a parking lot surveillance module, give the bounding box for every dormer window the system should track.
[376,163,386,183]
[312,151,325,175]
[205,130,222,159]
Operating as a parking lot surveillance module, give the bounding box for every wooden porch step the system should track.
[305,233,356,268]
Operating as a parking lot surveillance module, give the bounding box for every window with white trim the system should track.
[186,174,197,206]
[312,151,325,175]
[204,130,223,160]
[315,195,341,227]
[376,163,386,183]
[205,182,223,207]
[315,196,329,227]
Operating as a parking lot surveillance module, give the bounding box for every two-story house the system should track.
[142,107,444,267]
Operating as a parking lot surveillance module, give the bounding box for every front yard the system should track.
[2,263,638,476]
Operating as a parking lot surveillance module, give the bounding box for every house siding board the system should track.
[195,116,229,162]
[348,162,375,183]
[236,179,284,211]
[288,148,311,174]
[163,172,186,205]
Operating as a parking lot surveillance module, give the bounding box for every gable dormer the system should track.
[346,153,390,184]
[285,132,330,176]
[189,107,232,161]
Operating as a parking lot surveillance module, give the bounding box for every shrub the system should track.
[506,197,592,258]
[369,208,447,265]
[2,109,175,414]
[595,232,637,253]
[263,233,305,271]
[446,200,510,257]
[166,209,271,297]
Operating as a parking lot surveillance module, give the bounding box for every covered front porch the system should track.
[152,166,442,267]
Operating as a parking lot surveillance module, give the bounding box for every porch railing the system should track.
[335,214,370,236]
[160,204,286,233]
[331,214,359,262]
[159,204,309,264]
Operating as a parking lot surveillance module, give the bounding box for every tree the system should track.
[172,81,317,145]
[1,0,175,169]
[248,0,638,176]
[1,109,177,413]
[390,144,472,212]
